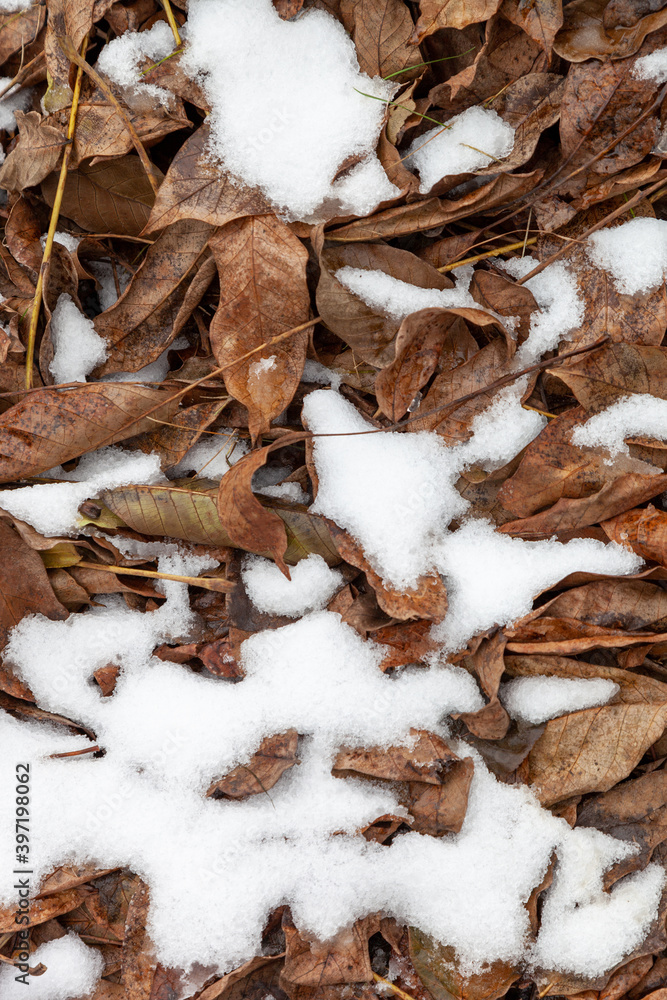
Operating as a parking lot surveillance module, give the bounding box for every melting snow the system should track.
[501,676,620,725]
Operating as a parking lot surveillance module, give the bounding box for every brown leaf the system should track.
[327,521,448,621]
[409,927,518,1000]
[598,957,655,1000]
[217,433,311,576]
[501,0,563,53]
[554,0,667,61]
[121,880,156,1000]
[470,268,539,342]
[208,730,299,799]
[505,655,667,804]
[144,122,273,234]
[372,619,439,669]
[375,309,476,421]
[0,383,179,483]
[497,406,662,518]
[199,956,284,1000]
[543,578,667,631]
[209,216,310,442]
[0,111,65,192]
[602,505,667,566]
[340,0,419,78]
[0,519,68,647]
[42,156,158,237]
[94,220,214,375]
[282,911,378,986]
[334,729,464,784]
[552,343,667,412]
[413,0,504,39]
[326,171,542,242]
[454,633,511,740]
[0,886,92,931]
[482,72,565,172]
[132,399,229,472]
[0,5,45,67]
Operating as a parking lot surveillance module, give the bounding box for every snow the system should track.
[406,107,515,194]
[498,257,584,363]
[0,78,31,131]
[49,294,108,384]
[0,561,661,977]
[258,481,309,503]
[303,358,343,390]
[586,218,667,294]
[97,20,175,105]
[500,676,620,725]
[0,0,30,9]
[88,260,130,311]
[634,47,667,84]
[172,428,249,479]
[0,447,163,536]
[0,933,103,999]
[335,263,493,325]
[181,0,398,221]
[46,231,81,253]
[249,355,277,380]
[572,394,667,456]
[242,553,344,616]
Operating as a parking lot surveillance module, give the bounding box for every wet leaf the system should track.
[554,0,667,61]
[409,928,518,1000]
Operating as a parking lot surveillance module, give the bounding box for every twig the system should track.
[373,973,419,1000]
[438,237,537,272]
[24,33,88,390]
[58,36,161,197]
[75,560,234,593]
[0,50,44,101]
[160,0,182,48]
[50,745,100,759]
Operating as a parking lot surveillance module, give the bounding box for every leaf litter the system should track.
[5,0,667,998]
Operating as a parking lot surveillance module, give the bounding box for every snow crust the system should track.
[587,218,667,294]
[501,676,620,725]
[0,78,30,131]
[303,390,640,603]
[498,257,584,362]
[1,560,661,977]
[49,294,108,384]
[243,553,344,617]
[181,0,398,220]
[0,933,103,999]
[572,394,667,455]
[0,447,163,536]
[634,47,667,83]
[97,20,175,104]
[406,107,515,194]
[336,264,482,324]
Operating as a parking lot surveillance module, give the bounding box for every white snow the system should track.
[0,562,661,977]
[0,78,31,131]
[406,107,515,194]
[45,231,81,254]
[498,257,584,363]
[258,481,309,504]
[88,260,131,311]
[634,47,667,84]
[172,428,249,479]
[586,218,667,294]
[0,0,31,10]
[97,20,176,105]
[335,263,487,325]
[49,294,108,384]
[303,359,343,390]
[249,355,277,381]
[500,675,620,725]
[181,0,398,220]
[0,447,163,536]
[0,933,103,999]
[572,394,667,456]
[242,553,344,616]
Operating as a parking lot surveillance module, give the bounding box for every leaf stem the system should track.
[160,0,182,48]
[75,560,234,593]
[24,33,88,390]
[438,237,537,271]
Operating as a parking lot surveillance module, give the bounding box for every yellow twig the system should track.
[24,34,88,389]
[160,0,182,47]
[75,561,234,593]
[373,973,419,1000]
[438,237,538,272]
[522,403,556,419]
[58,36,161,198]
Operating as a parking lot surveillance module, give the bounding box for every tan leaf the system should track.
[481,73,565,173]
[144,122,273,234]
[282,911,378,985]
[454,633,511,740]
[131,399,229,472]
[500,0,563,53]
[470,268,538,342]
[552,343,667,412]
[121,880,156,1000]
[409,927,518,1000]
[0,6,45,67]
[0,111,65,192]
[0,887,92,931]
[340,0,419,78]
[413,0,504,39]
[0,383,179,483]
[333,729,464,784]
[0,519,68,648]
[209,216,310,442]
[42,156,158,237]
[602,505,667,566]
[554,0,667,61]
[208,730,299,800]
[94,221,214,375]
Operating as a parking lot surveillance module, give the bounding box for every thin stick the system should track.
[438,237,537,272]
[373,973,419,1000]
[59,36,161,197]
[50,745,100,759]
[521,207,532,258]
[160,0,182,48]
[24,34,88,390]
[76,560,234,593]
[0,50,44,101]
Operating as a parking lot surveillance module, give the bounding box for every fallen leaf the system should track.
[409,928,518,1000]
[413,0,505,39]
[552,343,667,412]
[208,730,299,800]
[554,0,667,61]
[340,0,419,78]
[282,911,378,985]
[602,505,667,565]
[0,519,68,647]
[0,110,65,192]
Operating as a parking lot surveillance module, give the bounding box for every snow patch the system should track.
[587,218,667,294]
[0,933,104,999]
[501,675,620,725]
[0,77,31,131]
[49,294,108,384]
[242,553,344,617]
[572,394,667,456]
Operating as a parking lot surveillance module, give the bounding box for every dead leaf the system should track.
[454,633,511,739]
[413,0,505,39]
[340,0,419,78]
[0,519,68,647]
[0,111,65,192]
[282,911,378,985]
[554,0,667,61]
[409,927,518,1000]
[209,216,310,442]
[602,504,667,566]
[552,343,667,412]
[208,730,299,799]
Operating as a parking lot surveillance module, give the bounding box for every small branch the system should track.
[58,35,161,198]
[438,237,537,272]
[373,973,419,1000]
[75,560,235,593]
[24,34,88,390]
[50,745,100,759]
[160,0,182,48]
